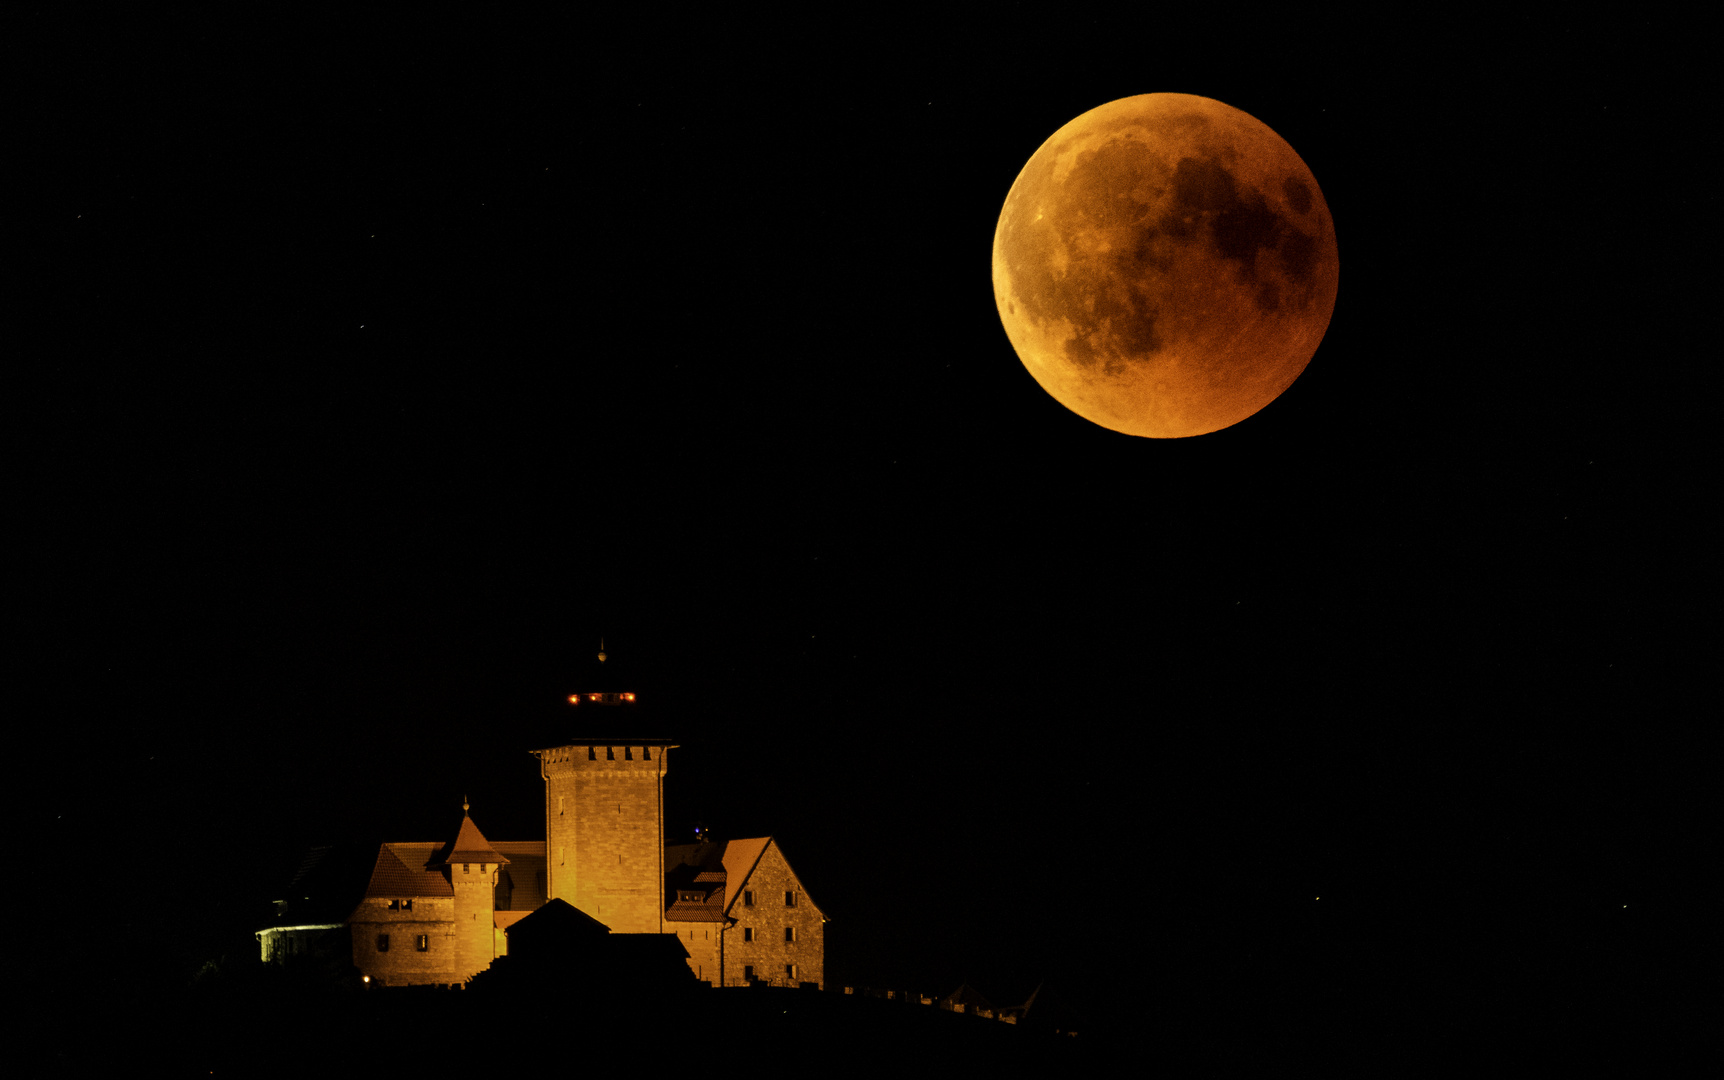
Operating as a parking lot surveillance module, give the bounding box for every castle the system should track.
[257,668,825,989]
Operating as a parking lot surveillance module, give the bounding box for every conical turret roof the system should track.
[433,802,509,867]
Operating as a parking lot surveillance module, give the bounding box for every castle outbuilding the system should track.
[340,802,550,987]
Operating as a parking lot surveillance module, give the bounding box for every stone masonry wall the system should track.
[541,744,668,934]
[349,896,458,986]
[723,842,824,989]
[667,922,724,985]
[450,862,498,981]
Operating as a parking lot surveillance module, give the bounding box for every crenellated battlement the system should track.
[534,743,673,771]
[536,740,676,933]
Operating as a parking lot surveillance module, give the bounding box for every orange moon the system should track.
[992,93,1339,438]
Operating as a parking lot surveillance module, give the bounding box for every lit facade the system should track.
[282,740,824,989]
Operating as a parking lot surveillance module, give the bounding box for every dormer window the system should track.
[744,890,755,907]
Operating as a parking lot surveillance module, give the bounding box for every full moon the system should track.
[992,93,1339,438]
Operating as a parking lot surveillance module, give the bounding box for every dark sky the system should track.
[12,12,1712,1028]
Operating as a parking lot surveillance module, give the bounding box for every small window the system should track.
[785,891,796,907]
[462,863,470,874]
[743,890,754,907]
[786,963,796,981]
[416,934,429,952]
[744,965,755,982]
[402,899,412,911]
[743,927,755,943]
[388,899,400,910]
[784,926,795,943]
[377,934,390,953]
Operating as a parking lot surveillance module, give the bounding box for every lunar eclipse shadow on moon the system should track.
[993,93,1340,438]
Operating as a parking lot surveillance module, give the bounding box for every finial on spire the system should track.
[598,637,607,663]
[463,794,470,814]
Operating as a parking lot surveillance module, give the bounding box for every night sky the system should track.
[14,11,1713,1041]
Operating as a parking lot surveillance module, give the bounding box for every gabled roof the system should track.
[504,897,614,944]
[265,841,380,926]
[491,842,546,911]
[434,812,508,868]
[664,895,727,923]
[360,843,453,899]
[720,837,772,915]
[494,910,535,932]
[717,837,825,920]
[665,840,724,873]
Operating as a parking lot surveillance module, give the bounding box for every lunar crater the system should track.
[994,94,1336,437]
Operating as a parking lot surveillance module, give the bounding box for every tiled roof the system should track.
[286,845,335,894]
[491,843,547,911]
[665,840,724,872]
[664,898,727,923]
[504,897,613,942]
[494,910,534,931]
[436,813,508,867]
[360,843,453,899]
[269,841,379,925]
[720,837,771,915]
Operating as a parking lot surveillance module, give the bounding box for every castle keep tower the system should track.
[530,641,675,933]
[534,742,673,933]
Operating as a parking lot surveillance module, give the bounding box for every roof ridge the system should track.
[763,837,825,920]
[435,811,509,866]
[721,836,774,917]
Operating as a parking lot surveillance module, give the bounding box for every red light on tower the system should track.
[622,692,636,702]
[567,695,579,705]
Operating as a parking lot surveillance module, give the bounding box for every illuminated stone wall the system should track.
[256,924,347,964]
[348,896,458,986]
[723,843,825,989]
[540,745,668,934]
[667,922,723,984]
[450,861,498,982]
